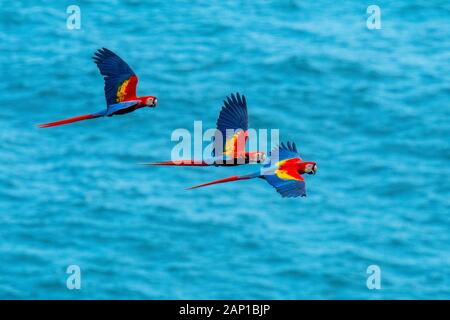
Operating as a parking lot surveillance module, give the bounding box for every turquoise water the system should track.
[0,1,449,299]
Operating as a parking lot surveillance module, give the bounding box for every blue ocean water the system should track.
[0,0,449,299]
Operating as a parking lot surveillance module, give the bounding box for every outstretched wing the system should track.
[267,141,302,165]
[93,48,138,105]
[215,93,248,156]
[264,169,306,197]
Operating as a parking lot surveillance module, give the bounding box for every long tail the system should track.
[38,114,102,128]
[141,160,211,166]
[187,172,259,190]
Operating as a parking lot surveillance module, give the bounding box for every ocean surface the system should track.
[0,0,449,299]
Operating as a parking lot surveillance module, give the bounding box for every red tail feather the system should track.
[38,114,99,128]
[187,174,257,190]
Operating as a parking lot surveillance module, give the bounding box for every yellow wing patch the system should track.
[116,79,130,102]
[275,159,289,167]
[274,169,301,181]
[223,131,247,156]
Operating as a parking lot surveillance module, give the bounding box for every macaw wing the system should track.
[265,170,306,198]
[215,93,248,156]
[267,141,302,165]
[105,100,140,116]
[93,48,138,105]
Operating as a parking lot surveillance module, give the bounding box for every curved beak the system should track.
[313,164,317,174]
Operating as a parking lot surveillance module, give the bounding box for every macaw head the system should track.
[302,161,317,175]
[247,151,266,163]
[145,96,158,107]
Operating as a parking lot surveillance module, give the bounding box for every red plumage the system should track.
[38,114,99,128]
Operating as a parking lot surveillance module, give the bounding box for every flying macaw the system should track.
[38,48,157,128]
[187,142,317,197]
[144,92,265,166]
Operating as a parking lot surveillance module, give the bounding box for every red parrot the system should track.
[38,48,157,128]
[144,92,265,166]
[188,142,317,198]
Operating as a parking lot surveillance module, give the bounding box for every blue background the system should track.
[0,0,449,299]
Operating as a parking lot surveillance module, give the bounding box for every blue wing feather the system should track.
[267,141,301,166]
[216,93,248,133]
[105,100,140,116]
[264,174,306,198]
[214,93,248,156]
[93,48,136,105]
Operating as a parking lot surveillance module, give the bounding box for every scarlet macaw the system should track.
[38,48,157,128]
[188,142,317,197]
[144,92,265,166]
